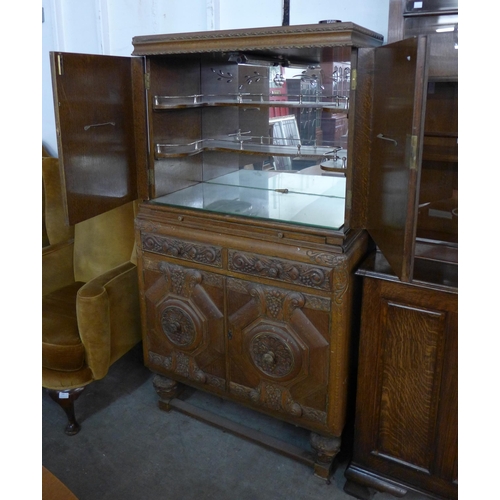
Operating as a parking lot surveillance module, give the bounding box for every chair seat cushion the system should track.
[42,282,86,372]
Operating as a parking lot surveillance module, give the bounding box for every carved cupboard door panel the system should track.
[226,276,332,432]
[141,254,226,394]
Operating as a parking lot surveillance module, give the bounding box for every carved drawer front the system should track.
[140,232,223,268]
[228,250,333,291]
[142,256,226,392]
[226,277,331,430]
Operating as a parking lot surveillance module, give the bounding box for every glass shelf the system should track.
[155,137,345,160]
[151,170,346,230]
[153,93,349,111]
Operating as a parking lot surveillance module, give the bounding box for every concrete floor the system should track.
[42,343,432,500]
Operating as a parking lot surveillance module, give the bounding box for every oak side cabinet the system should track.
[344,252,458,499]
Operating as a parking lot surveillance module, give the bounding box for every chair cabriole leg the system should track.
[47,387,85,436]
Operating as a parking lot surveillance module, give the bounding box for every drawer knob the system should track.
[262,351,276,366]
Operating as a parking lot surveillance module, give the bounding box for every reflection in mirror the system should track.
[151,49,353,230]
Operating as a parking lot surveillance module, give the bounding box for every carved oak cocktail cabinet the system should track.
[50,21,454,480]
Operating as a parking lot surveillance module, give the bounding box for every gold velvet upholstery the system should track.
[42,156,142,435]
[42,157,74,247]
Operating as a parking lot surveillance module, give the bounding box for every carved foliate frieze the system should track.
[306,250,342,267]
[199,272,224,289]
[304,295,331,312]
[246,285,305,322]
[132,23,384,56]
[230,381,327,424]
[149,351,225,391]
[301,406,328,425]
[149,351,173,371]
[157,262,202,297]
[306,251,349,304]
[167,264,193,296]
[332,258,349,305]
[229,251,331,291]
[136,219,161,233]
[144,258,224,292]
[227,278,330,312]
[141,233,222,267]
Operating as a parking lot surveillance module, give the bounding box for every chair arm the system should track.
[76,262,141,380]
[42,239,75,296]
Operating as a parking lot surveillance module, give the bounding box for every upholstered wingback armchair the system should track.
[42,157,142,435]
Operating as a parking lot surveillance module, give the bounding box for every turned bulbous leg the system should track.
[310,432,341,481]
[152,375,183,411]
[47,387,85,436]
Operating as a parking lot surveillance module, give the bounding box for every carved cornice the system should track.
[132,23,383,56]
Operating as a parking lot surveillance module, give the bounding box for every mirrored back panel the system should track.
[148,47,354,231]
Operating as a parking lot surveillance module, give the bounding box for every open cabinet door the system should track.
[365,36,428,282]
[50,52,148,225]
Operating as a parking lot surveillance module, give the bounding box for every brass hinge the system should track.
[144,72,150,90]
[346,190,352,209]
[408,135,418,171]
[148,169,155,186]
[57,54,64,76]
[351,69,357,90]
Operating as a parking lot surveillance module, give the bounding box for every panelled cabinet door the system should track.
[226,276,331,432]
[353,276,458,498]
[362,36,429,282]
[142,256,227,393]
[50,52,148,224]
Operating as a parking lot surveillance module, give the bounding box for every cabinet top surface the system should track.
[132,22,384,56]
[357,252,458,292]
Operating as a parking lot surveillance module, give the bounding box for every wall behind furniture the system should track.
[42,0,389,156]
